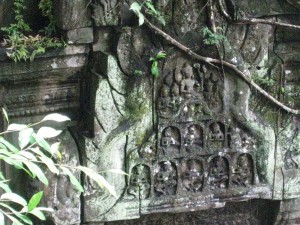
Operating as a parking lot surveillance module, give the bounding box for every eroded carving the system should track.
[128,164,151,199]
[154,161,177,196]
[184,125,203,153]
[209,156,229,189]
[181,159,204,192]
[161,126,181,155]
[232,154,254,187]
[208,122,225,150]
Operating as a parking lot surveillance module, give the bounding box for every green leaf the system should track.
[31,133,51,152]
[19,128,34,149]
[0,180,12,193]
[23,161,48,185]
[78,166,117,197]
[39,155,59,175]
[1,193,27,206]
[130,2,144,26]
[28,191,43,212]
[145,1,158,15]
[29,208,46,220]
[0,138,19,153]
[37,127,62,138]
[42,113,70,123]
[61,167,83,192]
[2,108,9,124]
[151,61,159,78]
[130,2,142,12]
[156,51,166,59]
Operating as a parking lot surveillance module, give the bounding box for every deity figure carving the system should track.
[161,126,180,155]
[229,128,242,149]
[128,164,151,199]
[158,85,172,116]
[155,161,177,196]
[232,154,254,187]
[180,63,199,98]
[182,159,204,192]
[184,125,203,152]
[209,122,225,150]
[209,157,229,189]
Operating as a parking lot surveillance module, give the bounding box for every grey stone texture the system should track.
[1,0,300,224]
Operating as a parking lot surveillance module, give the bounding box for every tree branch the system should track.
[217,0,300,30]
[143,18,300,115]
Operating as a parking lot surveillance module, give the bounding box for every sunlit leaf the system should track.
[42,113,70,123]
[61,167,83,192]
[39,155,59,175]
[7,123,26,132]
[1,193,27,206]
[37,127,62,139]
[107,169,128,175]
[50,142,62,159]
[19,127,33,149]
[2,108,9,124]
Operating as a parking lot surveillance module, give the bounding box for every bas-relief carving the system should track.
[128,164,151,199]
[181,159,204,192]
[154,161,177,197]
[92,0,120,26]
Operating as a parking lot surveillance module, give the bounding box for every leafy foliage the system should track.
[201,26,227,46]
[1,0,65,62]
[150,51,167,78]
[130,1,166,26]
[0,112,119,224]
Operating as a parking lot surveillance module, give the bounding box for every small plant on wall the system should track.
[0,0,65,62]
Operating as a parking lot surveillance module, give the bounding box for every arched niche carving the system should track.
[160,126,181,155]
[184,124,203,153]
[207,121,226,151]
[128,164,151,200]
[181,158,204,192]
[208,156,229,189]
[154,161,177,197]
[232,153,255,187]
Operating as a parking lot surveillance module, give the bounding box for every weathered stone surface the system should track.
[65,27,94,44]
[53,0,91,30]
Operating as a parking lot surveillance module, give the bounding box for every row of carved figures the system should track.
[158,63,223,118]
[159,122,254,156]
[128,154,255,199]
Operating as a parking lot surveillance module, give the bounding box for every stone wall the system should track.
[1,0,300,224]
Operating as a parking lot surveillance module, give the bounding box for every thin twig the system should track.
[143,18,300,115]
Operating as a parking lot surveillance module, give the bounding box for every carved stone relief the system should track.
[92,0,120,26]
[128,164,151,199]
[181,159,204,192]
[154,161,177,197]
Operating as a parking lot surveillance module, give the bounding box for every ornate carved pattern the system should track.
[125,58,258,211]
